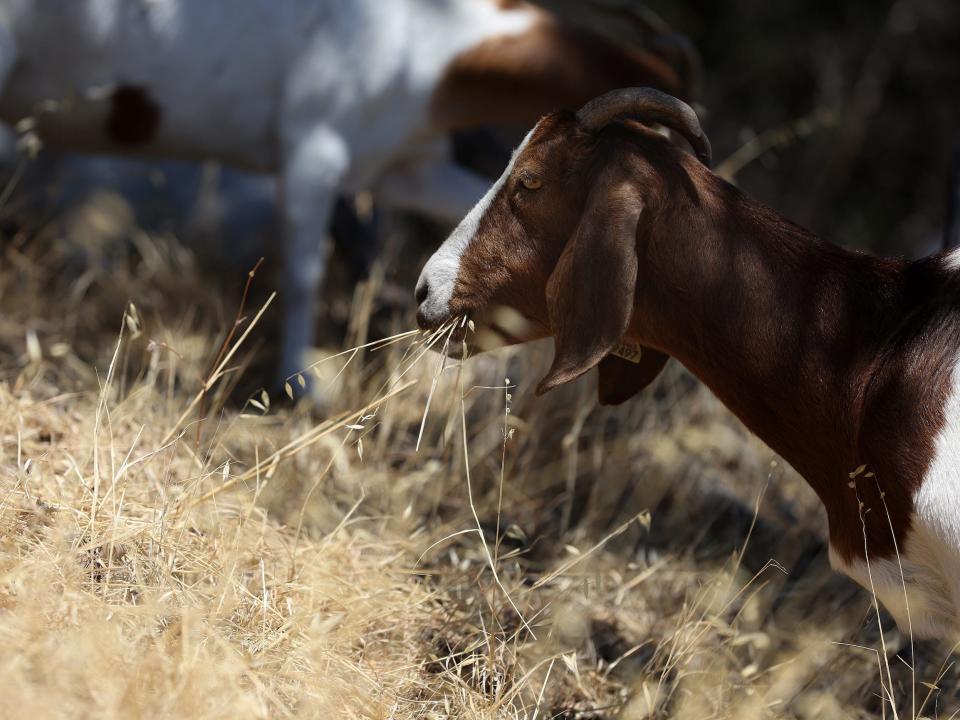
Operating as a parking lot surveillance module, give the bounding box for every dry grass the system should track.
[1,209,960,719]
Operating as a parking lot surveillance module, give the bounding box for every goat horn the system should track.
[577,87,712,166]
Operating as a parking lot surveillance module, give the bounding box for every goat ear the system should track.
[597,348,669,406]
[536,169,642,396]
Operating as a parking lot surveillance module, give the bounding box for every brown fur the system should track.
[427,113,960,564]
[430,10,685,133]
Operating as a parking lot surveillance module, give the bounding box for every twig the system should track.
[714,107,838,183]
[457,342,535,639]
[196,257,264,447]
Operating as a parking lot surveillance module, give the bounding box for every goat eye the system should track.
[520,173,542,191]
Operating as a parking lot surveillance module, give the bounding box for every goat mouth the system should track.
[417,313,472,342]
[416,313,459,333]
[426,322,471,361]
[417,314,492,359]
[419,306,537,357]
[457,320,526,356]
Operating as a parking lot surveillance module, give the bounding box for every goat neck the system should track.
[629,155,949,562]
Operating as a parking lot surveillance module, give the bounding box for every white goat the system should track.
[0,0,687,388]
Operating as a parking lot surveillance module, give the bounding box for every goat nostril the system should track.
[416,309,434,330]
[415,281,429,305]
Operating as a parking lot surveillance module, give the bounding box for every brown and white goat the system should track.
[415,88,960,638]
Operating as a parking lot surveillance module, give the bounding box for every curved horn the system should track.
[576,87,712,166]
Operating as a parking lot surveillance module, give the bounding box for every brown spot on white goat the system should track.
[106,85,162,146]
[416,87,960,638]
[431,9,686,132]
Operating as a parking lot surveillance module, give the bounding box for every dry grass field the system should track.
[2,206,960,719]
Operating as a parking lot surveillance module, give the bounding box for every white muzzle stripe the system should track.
[415,127,537,323]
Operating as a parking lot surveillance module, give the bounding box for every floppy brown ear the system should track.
[536,165,643,396]
[597,348,669,406]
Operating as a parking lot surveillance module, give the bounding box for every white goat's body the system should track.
[0,0,532,180]
[1,0,287,169]
[0,0,540,382]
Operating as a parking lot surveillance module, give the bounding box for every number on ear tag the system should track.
[610,342,643,364]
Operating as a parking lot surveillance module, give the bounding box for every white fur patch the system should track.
[830,531,958,639]
[917,359,960,551]
[944,249,960,272]
[415,127,535,324]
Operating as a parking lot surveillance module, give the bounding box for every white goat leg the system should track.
[278,127,349,390]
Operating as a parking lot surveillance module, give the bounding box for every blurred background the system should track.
[541,0,960,256]
[656,0,960,257]
[1,1,959,718]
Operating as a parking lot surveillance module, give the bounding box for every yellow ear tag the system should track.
[610,342,643,364]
